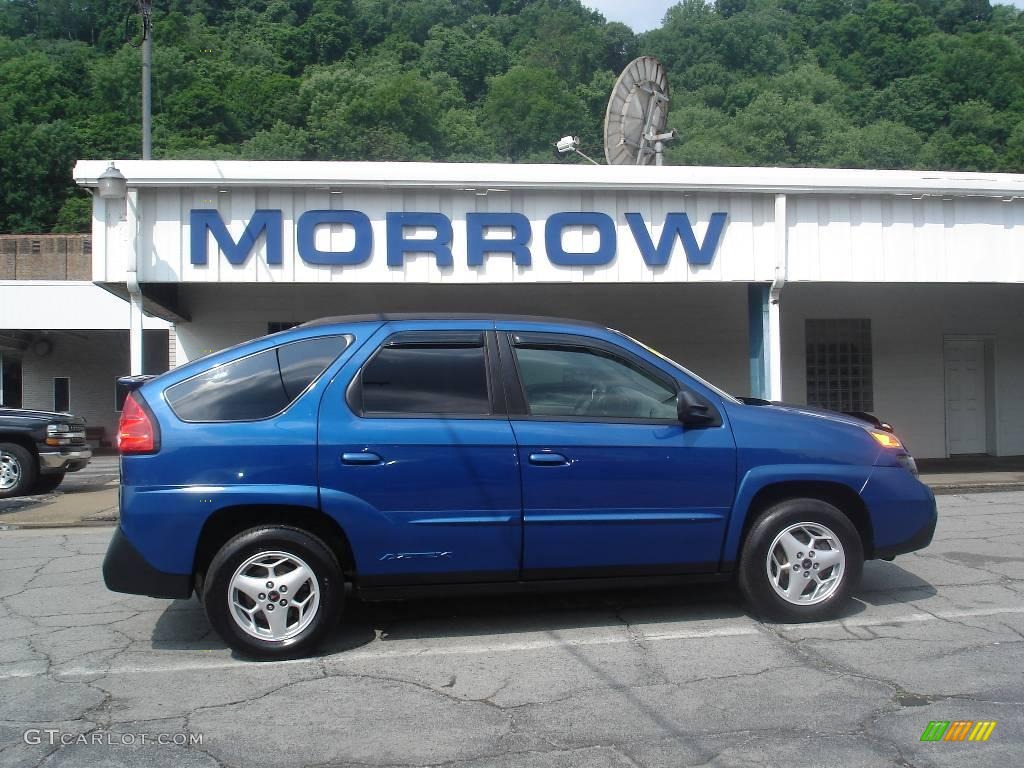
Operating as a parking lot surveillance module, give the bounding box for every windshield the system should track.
[611,329,741,404]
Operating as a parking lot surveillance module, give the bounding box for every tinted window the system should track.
[167,335,349,422]
[360,335,490,415]
[278,336,349,400]
[514,344,677,419]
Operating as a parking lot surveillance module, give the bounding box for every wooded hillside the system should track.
[2,0,1023,232]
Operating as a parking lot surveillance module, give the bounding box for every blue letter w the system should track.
[625,212,728,267]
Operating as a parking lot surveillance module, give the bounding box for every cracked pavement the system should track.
[1,491,1022,767]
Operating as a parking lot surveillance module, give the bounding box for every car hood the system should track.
[737,401,874,430]
[0,408,86,425]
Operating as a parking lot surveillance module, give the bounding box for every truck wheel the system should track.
[32,472,66,494]
[738,498,863,622]
[203,526,343,659]
[0,443,37,499]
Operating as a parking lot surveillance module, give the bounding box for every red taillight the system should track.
[118,393,159,454]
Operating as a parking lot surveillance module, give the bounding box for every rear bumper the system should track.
[38,447,92,474]
[102,526,192,599]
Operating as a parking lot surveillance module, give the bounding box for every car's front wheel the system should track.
[203,526,343,658]
[738,498,863,622]
[0,443,36,499]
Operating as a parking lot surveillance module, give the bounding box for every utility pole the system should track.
[131,0,153,375]
[140,0,152,159]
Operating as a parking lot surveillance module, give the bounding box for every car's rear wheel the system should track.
[203,526,343,659]
[0,443,36,499]
[738,498,863,622]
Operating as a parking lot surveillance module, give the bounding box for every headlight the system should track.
[896,454,919,477]
[46,424,70,445]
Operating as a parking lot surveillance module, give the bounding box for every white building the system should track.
[0,235,169,444]
[73,160,1024,459]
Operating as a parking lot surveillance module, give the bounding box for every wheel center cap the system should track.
[268,590,280,602]
[801,559,812,570]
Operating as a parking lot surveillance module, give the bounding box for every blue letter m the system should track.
[626,212,728,267]
[190,209,283,266]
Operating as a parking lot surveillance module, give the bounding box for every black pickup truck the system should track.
[0,408,92,498]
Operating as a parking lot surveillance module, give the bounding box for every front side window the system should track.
[513,342,677,420]
[167,335,350,422]
[358,333,490,416]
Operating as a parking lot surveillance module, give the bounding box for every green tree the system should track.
[52,193,92,233]
[482,65,586,160]
[6,0,1024,231]
[241,122,313,160]
[0,121,79,232]
[421,26,508,101]
[826,121,925,168]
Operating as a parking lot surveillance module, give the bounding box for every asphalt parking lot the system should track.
[1,491,1022,768]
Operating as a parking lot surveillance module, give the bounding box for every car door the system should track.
[498,329,737,578]
[317,323,522,587]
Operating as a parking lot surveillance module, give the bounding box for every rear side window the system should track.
[278,336,349,400]
[166,335,350,422]
[356,332,490,415]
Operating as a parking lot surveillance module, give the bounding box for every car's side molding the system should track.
[719,464,874,569]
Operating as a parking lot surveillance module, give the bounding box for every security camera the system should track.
[555,136,579,154]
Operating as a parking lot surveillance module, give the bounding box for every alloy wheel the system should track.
[228,550,320,641]
[0,451,22,492]
[765,522,846,605]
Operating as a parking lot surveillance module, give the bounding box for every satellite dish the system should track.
[604,56,676,166]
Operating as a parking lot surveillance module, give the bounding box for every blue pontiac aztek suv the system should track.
[104,315,936,658]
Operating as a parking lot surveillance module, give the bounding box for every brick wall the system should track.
[0,235,91,280]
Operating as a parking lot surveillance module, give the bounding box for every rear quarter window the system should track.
[166,335,350,422]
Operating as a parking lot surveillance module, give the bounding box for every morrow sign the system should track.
[189,210,729,268]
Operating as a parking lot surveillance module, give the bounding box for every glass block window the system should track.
[805,319,873,412]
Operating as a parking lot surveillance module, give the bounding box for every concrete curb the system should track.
[927,482,1024,495]
[0,520,117,531]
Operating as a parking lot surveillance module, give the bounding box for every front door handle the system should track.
[342,452,383,465]
[528,452,568,466]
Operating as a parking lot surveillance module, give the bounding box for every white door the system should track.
[944,338,987,455]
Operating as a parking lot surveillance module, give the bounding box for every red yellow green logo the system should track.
[920,721,997,742]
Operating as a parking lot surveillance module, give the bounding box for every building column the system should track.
[126,187,144,375]
[747,284,770,399]
[767,193,787,402]
[129,291,144,375]
[750,193,787,401]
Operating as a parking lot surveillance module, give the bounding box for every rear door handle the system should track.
[528,452,568,466]
[342,452,383,465]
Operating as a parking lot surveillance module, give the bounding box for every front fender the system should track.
[719,464,872,569]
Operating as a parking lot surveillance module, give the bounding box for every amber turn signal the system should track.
[870,430,903,449]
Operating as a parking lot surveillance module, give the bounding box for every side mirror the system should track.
[676,390,716,427]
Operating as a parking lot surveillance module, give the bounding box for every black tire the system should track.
[738,498,863,622]
[0,443,37,499]
[203,526,343,659]
[32,472,66,494]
